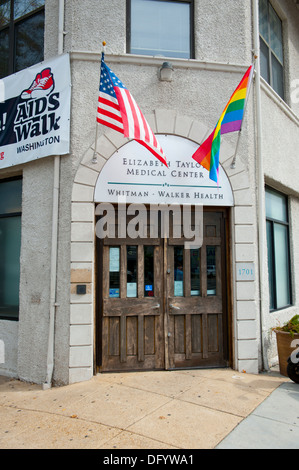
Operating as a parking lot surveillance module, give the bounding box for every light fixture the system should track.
[159,62,173,81]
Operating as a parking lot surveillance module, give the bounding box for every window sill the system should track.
[0,317,19,322]
[260,77,299,127]
[270,304,293,314]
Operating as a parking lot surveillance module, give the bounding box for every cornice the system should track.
[70,51,248,74]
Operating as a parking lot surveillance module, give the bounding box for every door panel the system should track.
[100,241,165,372]
[97,207,229,372]
[166,212,227,369]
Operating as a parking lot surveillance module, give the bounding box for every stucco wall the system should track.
[60,0,253,64]
[17,159,54,383]
[1,0,298,384]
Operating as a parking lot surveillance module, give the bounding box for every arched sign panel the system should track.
[94,135,234,206]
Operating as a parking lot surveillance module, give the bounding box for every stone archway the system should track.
[68,109,252,384]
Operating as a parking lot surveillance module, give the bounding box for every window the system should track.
[259,0,284,99]
[266,187,291,311]
[127,0,193,59]
[0,0,45,79]
[0,177,22,320]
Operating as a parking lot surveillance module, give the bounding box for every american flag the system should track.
[97,54,168,167]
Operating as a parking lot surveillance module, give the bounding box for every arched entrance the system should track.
[69,109,254,384]
[94,135,234,372]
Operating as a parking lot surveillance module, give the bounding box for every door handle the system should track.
[152,303,160,309]
[170,304,180,310]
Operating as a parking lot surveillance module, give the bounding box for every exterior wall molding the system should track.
[261,78,299,127]
[70,51,248,74]
[69,108,258,384]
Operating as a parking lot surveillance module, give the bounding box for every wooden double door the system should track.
[96,207,230,372]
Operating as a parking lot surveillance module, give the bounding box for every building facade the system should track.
[0,0,298,387]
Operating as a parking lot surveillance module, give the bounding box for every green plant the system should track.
[275,315,299,338]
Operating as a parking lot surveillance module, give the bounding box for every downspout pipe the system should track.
[253,0,268,371]
[43,0,65,390]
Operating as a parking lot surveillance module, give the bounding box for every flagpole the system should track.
[253,0,268,372]
[230,130,242,169]
[92,41,106,164]
[230,64,254,169]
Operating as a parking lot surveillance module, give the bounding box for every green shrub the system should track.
[275,315,299,337]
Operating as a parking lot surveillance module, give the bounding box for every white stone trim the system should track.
[69,109,258,383]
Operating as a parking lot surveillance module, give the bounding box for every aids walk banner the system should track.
[0,53,71,169]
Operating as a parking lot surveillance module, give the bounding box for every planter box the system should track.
[275,330,299,377]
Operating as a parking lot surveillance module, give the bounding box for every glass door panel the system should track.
[174,246,184,297]
[144,246,154,297]
[190,248,200,296]
[109,246,120,298]
[207,246,216,296]
[127,245,137,297]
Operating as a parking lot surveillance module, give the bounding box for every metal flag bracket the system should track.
[92,41,107,164]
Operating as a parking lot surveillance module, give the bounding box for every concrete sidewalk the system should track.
[0,368,295,449]
[216,381,299,449]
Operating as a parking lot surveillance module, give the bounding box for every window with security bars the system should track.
[127,0,194,59]
[259,0,284,99]
[0,0,45,79]
[266,187,292,311]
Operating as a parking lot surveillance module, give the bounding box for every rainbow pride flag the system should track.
[192,65,254,183]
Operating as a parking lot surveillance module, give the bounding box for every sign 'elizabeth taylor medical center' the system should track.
[94,135,234,206]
